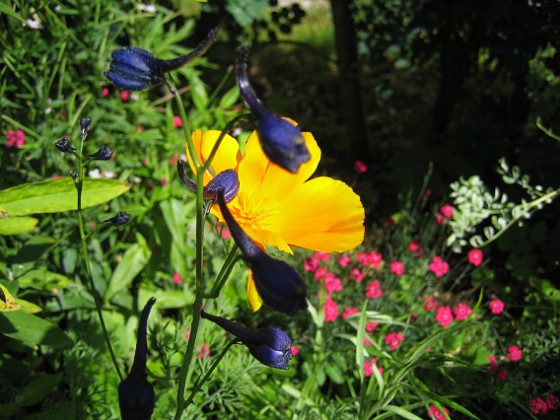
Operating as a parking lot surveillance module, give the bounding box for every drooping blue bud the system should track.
[118,297,156,420]
[88,146,114,161]
[177,161,239,204]
[104,211,132,226]
[55,136,76,154]
[201,310,293,370]
[80,117,92,138]
[216,190,307,315]
[105,27,219,91]
[236,47,310,173]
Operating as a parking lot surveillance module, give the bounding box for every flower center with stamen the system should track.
[231,191,280,233]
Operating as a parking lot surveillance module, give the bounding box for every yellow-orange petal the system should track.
[277,176,365,252]
[238,127,321,200]
[247,270,263,312]
[186,129,240,185]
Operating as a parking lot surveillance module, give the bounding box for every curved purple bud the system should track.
[201,311,293,369]
[118,298,156,420]
[216,190,307,315]
[236,47,310,173]
[177,162,239,204]
[105,28,219,91]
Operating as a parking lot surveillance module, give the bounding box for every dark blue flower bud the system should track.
[177,161,239,204]
[201,310,293,370]
[88,146,114,161]
[105,27,219,91]
[55,137,76,154]
[236,47,310,173]
[216,190,307,315]
[80,117,92,138]
[104,211,132,226]
[119,297,156,420]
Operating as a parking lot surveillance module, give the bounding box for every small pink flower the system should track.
[364,360,373,377]
[428,256,449,277]
[137,125,145,132]
[530,397,548,415]
[314,251,330,261]
[160,178,168,187]
[173,115,183,128]
[357,251,383,268]
[390,261,405,276]
[384,332,404,350]
[371,357,383,374]
[314,267,328,280]
[425,188,432,197]
[6,130,25,148]
[363,337,372,346]
[434,213,444,225]
[408,240,421,253]
[496,368,509,382]
[428,405,449,420]
[365,280,383,299]
[546,394,559,410]
[353,160,367,174]
[342,306,359,319]
[339,255,351,267]
[324,296,339,322]
[198,343,210,359]
[489,299,504,315]
[452,303,472,321]
[290,345,300,356]
[304,257,320,272]
[220,226,231,240]
[507,345,523,362]
[169,154,180,166]
[440,204,454,219]
[488,355,498,372]
[119,90,130,101]
[435,306,453,328]
[172,272,183,284]
[349,268,364,282]
[467,248,484,266]
[324,273,343,293]
[184,328,191,342]
[423,296,438,311]
[365,321,379,333]
[101,87,110,97]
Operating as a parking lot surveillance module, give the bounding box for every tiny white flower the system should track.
[88,168,102,179]
[137,4,156,13]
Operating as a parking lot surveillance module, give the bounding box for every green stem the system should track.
[204,246,240,299]
[183,339,237,408]
[75,131,123,381]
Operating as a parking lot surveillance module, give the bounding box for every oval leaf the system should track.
[0,310,72,347]
[0,216,39,235]
[0,177,130,216]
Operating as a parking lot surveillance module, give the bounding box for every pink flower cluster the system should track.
[357,251,383,268]
[428,256,449,277]
[530,395,558,415]
[364,357,384,376]
[6,129,25,148]
[467,248,484,266]
[365,280,383,299]
[384,332,405,350]
[390,261,405,276]
[487,345,523,382]
[434,204,454,225]
[434,302,472,327]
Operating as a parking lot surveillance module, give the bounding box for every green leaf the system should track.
[0,3,26,23]
[17,268,76,291]
[0,310,72,347]
[0,216,39,235]
[219,85,240,109]
[0,177,130,216]
[383,405,423,420]
[105,233,152,302]
[17,373,62,408]
[188,72,209,111]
